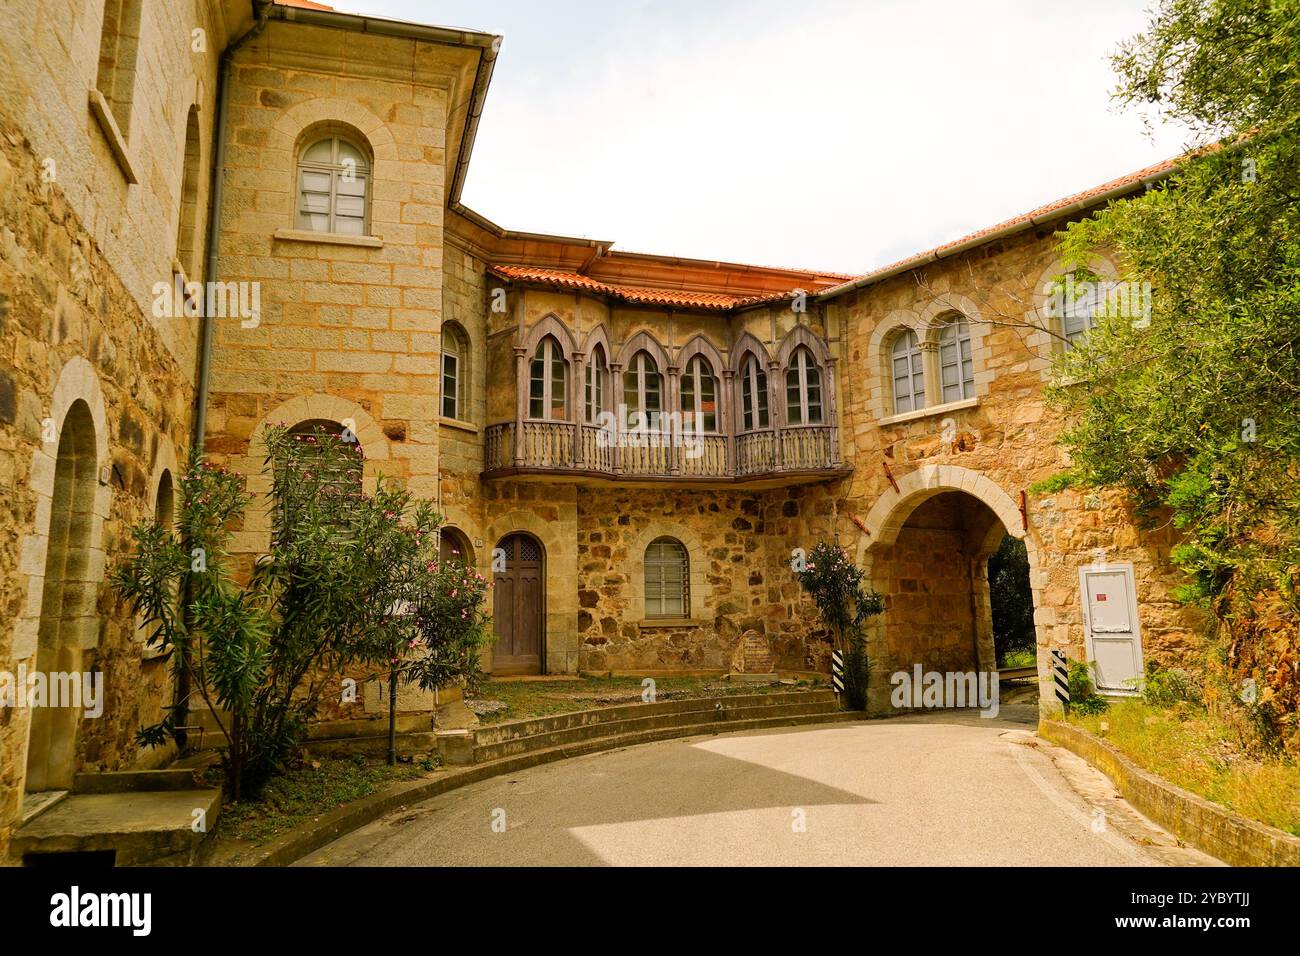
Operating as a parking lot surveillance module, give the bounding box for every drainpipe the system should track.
[192,1,270,454]
[176,2,269,752]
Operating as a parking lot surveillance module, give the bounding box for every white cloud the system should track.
[338,0,1189,274]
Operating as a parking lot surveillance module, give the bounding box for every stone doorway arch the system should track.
[25,399,100,794]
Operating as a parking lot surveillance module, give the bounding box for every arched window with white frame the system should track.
[645,536,689,619]
[891,329,926,414]
[937,316,974,403]
[529,336,568,420]
[784,346,823,425]
[623,351,662,430]
[680,355,718,432]
[296,134,370,236]
[739,354,769,431]
[441,322,468,421]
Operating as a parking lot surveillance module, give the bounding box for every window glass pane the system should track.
[551,354,566,419]
[337,171,367,195]
[303,139,334,163]
[335,195,365,218]
[336,139,365,167]
[301,170,332,193]
[334,216,364,235]
[297,211,329,232]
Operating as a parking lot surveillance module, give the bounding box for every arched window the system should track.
[585,344,608,423]
[623,351,662,430]
[1061,274,1104,349]
[937,316,974,402]
[784,346,823,425]
[680,355,717,432]
[438,526,474,566]
[890,330,926,414]
[645,536,689,619]
[154,469,175,535]
[296,135,370,235]
[441,323,468,421]
[176,107,202,276]
[740,354,769,431]
[96,0,144,137]
[529,336,567,420]
[287,419,364,498]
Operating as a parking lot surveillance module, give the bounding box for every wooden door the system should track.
[493,533,544,674]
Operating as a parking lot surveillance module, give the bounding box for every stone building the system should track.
[0,0,1204,853]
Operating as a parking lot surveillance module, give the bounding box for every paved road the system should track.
[299,707,1219,867]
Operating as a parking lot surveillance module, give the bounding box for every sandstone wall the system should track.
[0,0,234,856]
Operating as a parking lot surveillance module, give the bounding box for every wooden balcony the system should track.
[483,420,848,486]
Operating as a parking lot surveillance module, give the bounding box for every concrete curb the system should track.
[207,708,869,867]
[1039,719,1300,867]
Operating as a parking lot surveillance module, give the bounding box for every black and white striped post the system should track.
[831,649,845,696]
[1051,649,1070,714]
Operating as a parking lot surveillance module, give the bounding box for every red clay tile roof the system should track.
[275,0,335,10]
[822,155,1182,296]
[489,265,796,311]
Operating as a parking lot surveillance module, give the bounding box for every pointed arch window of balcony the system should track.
[740,355,769,431]
[891,329,926,414]
[785,346,823,425]
[623,351,663,430]
[528,336,568,420]
[681,355,718,432]
[585,344,608,424]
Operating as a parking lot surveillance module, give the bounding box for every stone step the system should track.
[304,731,440,758]
[11,789,222,866]
[469,708,869,774]
[471,698,842,764]
[473,689,836,746]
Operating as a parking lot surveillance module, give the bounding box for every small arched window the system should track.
[680,355,718,432]
[176,107,202,276]
[784,347,823,425]
[441,323,468,421]
[438,526,474,566]
[1061,274,1104,350]
[529,336,568,420]
[287,419,364,498]
[296,135,370,235]
[645,536,689,619]
[154,469,175,535]
[740,354,769,431]
[585,344,608,423]
[891,330,926,414]
[937,316,974,402]
[623,351,662,430]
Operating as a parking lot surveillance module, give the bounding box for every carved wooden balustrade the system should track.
[484,420,843,483]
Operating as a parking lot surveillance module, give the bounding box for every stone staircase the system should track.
[444,689,854,766]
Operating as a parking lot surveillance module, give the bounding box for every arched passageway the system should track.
[25,399,99,794]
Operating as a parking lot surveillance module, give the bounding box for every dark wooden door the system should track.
[493,533,544,674]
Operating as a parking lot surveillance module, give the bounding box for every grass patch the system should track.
[214,753,434,845]
[469,675,823,724]
[1070,698,1300,836]
[1000,648,1037,669]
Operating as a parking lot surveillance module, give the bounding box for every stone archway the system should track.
[25,399,100,794]
[854,465,1043,712]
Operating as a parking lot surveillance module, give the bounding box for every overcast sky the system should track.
[334,0,1189,275]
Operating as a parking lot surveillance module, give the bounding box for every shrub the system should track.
[114,426,489,799]
[796,542,883,710]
